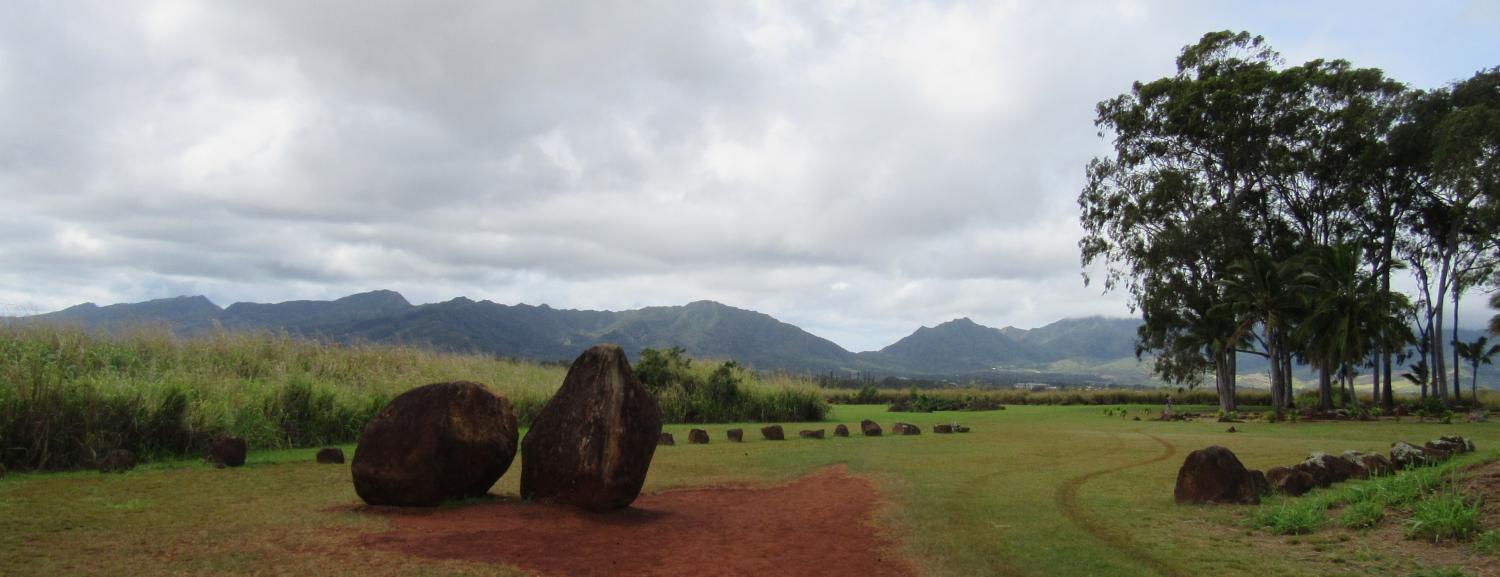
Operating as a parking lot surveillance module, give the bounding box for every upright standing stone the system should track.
[206,437,247,468]
[726,428,744,442]
[1173,446,1266,504]
[316,447,345,464]
[521,345,662,512]
[860,420,882,436]
[833,424,849,437]
[688,429,710,444]
[352,381,518,506]
[761,425,786,440]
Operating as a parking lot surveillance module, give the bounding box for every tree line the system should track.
[1079,31,1499,419]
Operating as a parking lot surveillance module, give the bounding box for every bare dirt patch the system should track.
[356,466,916,577]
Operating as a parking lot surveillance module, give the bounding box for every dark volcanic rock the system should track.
[933,424,954,434]
[1173,446,1265,505]
[799,429,825,439]
[860,420,882,436]
[353,381,518,507]
[206,437,247,468]
[1438,435,1475,453]
[98,449,136,473]
[316,447,345,464]
[1358,453,1395,477]
[658,433,675,446]
[955,426,971,433]
[1265,466,1316,497]
[1390,441,1428,469]
[833,424,849,437]
[688,429,710,444]
[761,425,786,441]
[726,429,744,442]
[892,422,921,435]
[521,345,662,512]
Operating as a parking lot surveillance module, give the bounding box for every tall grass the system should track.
[823,386,1275,407]
[0,324,566,471]
[635,347,828,424]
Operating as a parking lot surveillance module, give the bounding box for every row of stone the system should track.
[1174,435,1478,505]
[94,436,252,474]
[656,420,971,445]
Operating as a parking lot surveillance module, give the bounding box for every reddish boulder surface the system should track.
[206,437,247,468]
[98,449,136,473]
[892,423,921,435]
[1265,466,1316,496]
[726,429,744,442]
[353,381,518,507]
[658,433,676,446]
[1173,446,1266,505]
[761,425,786,441]
[521,345,662,512]
[799,429,825,439]
[688,429,710,444]
[316,447,345,464]
[933,424,954,434]
[861,420,882,436]
[833,424,850,437]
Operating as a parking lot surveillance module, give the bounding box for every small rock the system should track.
[1389,441,1428,469]
[1132,416,1141,421]
[833,424,849,437]
[892,423,921,435]
[799,429,825,439]
[1265,466,1316,497]
[761,425,786,441]
[933,424,954,434]
[1173,446,1266,505]
[316,448,345,464]
[688,429,710,444]
[1436,436,1473,453]
[860,420,882,436]
[658,433,676,446]
[955,426,971,433]
[726,428,744,442]
[98,449,136,473]
[206,437,247,468]
[1226,426,1237,433]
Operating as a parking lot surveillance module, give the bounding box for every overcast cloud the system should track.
[1,0,1497,351]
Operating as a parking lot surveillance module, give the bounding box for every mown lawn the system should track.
[2,404,1497,577]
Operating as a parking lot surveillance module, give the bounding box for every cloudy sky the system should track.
[1,1,1496,351]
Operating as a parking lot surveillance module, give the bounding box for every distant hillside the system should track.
[27,291,1497,388]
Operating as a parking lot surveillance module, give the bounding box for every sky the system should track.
[1,1,1497,352]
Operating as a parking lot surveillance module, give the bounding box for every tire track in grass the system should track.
[1055,431,1184,577]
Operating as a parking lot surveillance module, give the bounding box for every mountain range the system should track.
[29,290,1150,379]
[27,290,1497,388]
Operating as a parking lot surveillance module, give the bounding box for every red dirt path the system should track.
[357,466,917,577]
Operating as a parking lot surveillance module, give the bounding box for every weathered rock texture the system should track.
[316,447,345,464]
[353,381,518,507]
[1173,446,1266,505]
[98,449,136,473]
[726,429,744,442]
[860,420,882,436]
[833,424,849,437]
[799,429,825,439]
[761,425,786,441]
[658,433,675,446]
[206,437,247,468]
[892,423,921,435]
[521,345,662,512]
[933,424,954,434]
[688,429,710,444]
[1265,466,1315,497]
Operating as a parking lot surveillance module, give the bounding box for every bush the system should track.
[646,352,828,423]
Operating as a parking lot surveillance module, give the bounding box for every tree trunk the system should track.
[1371,349,1381,408]
[1433,252,1452,406]
[1214,348,1237,412]
[1282,343,1295,411]
[1318,365,1333,411]
[1452,287,1462,404]
[1381,223,1396,411]
[1268,332,1284,421]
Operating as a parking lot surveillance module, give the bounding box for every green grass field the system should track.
[4,404,1496,577]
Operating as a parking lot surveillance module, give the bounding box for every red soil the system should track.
[357,466,917,577]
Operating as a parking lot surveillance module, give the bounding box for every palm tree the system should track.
[1296,245,1411,411]
[1455,335,1500,406]
[1218,251,1304,421]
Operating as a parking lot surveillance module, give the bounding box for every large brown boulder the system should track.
[799,429,825,439]
[316,447,345,464]
[761,425,785,441]
[98,449,136,473]
[1173,446,1266,505]
[726,429,744,442]
[353,381,518,507]
[833,424,849,437]
[1265,466,1316,497]
[1359,453,1395,476]
[860,420,882,436]
[1390,442,1428,469]
[933,424,954,434]
[658,433,675,446]
[688,429,710,444]
[206,437,247,468]
[521,345,662,512]
[893,423,921,435]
